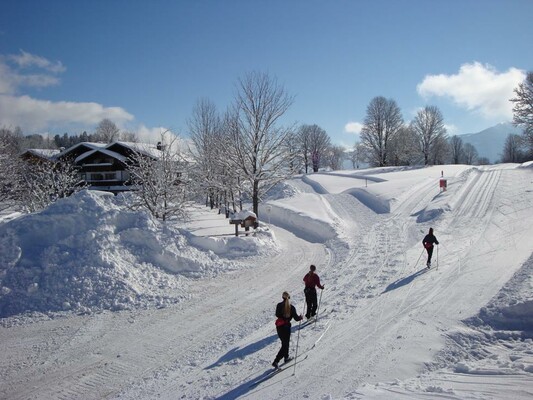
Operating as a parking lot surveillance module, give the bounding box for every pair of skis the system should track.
[296,308,328,330]
[249,319,332,388]
[248,355,309,388]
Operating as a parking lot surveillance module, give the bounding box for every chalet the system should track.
[19,141,181,194]
[68,142,163,193]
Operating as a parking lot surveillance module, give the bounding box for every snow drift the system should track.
[0,190,278,318]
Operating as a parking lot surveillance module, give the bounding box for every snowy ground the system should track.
[1,164,532,399]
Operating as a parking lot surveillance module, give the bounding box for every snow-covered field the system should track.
[1,164,532,399]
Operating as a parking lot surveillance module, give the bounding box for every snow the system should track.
[1,164,533,399]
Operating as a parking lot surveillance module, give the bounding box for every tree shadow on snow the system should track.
[382,268,429,294]
[205,333,278,370]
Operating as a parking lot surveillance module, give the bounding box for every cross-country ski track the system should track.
[1,164,532,399]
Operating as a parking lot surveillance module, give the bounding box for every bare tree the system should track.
[226,71,296,218]
[349,141,366,169]
[449,135,465,164]
[94,119,120,143]
[119,131,138,142]
[430,135,450,165]
[296,125,312,173]
[388,126,420,166]
[463,143,478,165]
[360,96,404,167]
[501,133,525,163]
[283,130,305,173]
[411,106,447,165]
[297,124,331,173]
[187,98,229,209]
[309,125,331,172]
[127,133,191,222]
[324,145,346,171]
[510,71,533,154]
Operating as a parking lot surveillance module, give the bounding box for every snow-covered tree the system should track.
[0,128,21,210]
[127,133,191,222]
[17,160,85,213]
[510,71,533,154]
[225,71,296,219]
[360,96,404,167]
[411,106,447,165]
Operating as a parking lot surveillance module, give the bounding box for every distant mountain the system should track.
[459,122,522,163]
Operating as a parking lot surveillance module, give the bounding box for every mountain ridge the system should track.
[458,122,522,163]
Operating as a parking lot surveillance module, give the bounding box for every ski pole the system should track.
[315,288,324,326]
[293,301,305,375]
[414,247,425,270]
[436,244,439,270]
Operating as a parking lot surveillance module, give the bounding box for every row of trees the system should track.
[188,72,356,219]
[2,70,531,222]
[2,119,137,153]
[356,98,487,167]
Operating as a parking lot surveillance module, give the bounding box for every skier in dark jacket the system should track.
[272,291,302,369]
[303,264,324,319]
[422,227,439,268]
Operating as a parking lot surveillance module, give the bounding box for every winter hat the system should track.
[310,264,316,272]
[429,228,434,234]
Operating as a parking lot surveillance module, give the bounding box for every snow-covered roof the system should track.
[109,141,163,159]
[75,148,128,164]
[21,149,60,159]
[56,142,107,158]
[233,210,257,220]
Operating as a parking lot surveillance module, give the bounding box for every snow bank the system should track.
[187,226,279,257]
[260,197,337,243]
[0,190,255,318]
[467,252,533,333]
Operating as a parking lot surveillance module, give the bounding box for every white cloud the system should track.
[0,50,64,95]
[0,50,135,133]
[344,121,364,134]
[0,95,134,132]
[417,62,525,119]
[136,125,173,143]
[444,124,458,135]
[8,50,66,73]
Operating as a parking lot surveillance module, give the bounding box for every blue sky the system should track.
[0,0,531,147]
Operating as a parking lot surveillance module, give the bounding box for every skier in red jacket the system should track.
[422,227,439,268]
[303,264,324,320]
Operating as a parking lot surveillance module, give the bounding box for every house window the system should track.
[89,172,116,181]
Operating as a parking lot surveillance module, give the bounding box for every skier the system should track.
[422,227,439,268]
[272,291,303,369]
[303,264,324,319]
